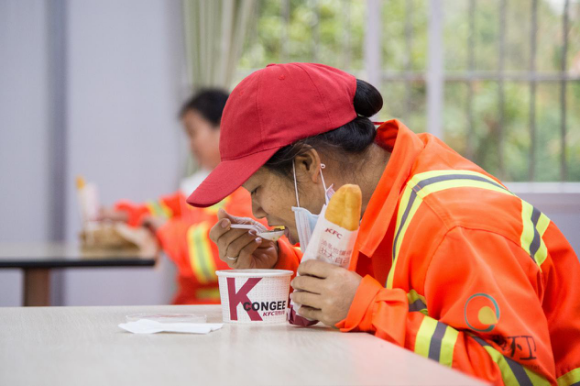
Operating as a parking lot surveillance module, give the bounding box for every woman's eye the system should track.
[251,187,259,196]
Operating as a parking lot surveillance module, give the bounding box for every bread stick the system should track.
[324,184,362,231]
[288,184,362,326]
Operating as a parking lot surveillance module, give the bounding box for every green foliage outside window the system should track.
[238,0,580,182]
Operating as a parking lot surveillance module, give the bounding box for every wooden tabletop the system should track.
[0,305,486,386]
[0,243,156,268]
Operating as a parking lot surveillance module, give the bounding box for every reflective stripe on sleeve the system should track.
[407,289,428,314]
[387,170,513,289]
[520,201,551,270]
[187,222,217,284]
[471,335,550,386]
[146,200,172,218]
[414,316,459,367]
[558,368,580,386]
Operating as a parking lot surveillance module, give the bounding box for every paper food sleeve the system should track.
[288,205,359,326]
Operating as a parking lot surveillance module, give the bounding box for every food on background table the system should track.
[76,176,100,224]
[76,176,159,256]
[79,222,139,251]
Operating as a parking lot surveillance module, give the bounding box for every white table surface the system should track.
[0,305,486,386]
[0,242,156,265]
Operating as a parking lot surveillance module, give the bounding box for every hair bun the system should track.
[353,79,383,118]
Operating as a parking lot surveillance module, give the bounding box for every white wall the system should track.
[517,195,580,255]
[548,213,580,253]
[0,0,187,306]
[62,0,186,306]
[0,0,51,306]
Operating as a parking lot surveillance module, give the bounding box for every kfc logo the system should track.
[324,228,342,239]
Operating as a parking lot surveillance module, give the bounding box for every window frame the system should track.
[237,0,580,198]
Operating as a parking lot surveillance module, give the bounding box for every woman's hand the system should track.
[209,209,279,269]
[290,260,362,327]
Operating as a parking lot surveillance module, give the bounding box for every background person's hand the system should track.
[98,207,129,222]
[141,215,167,233]
[209,209,279,269]
[290,260,362,327]
[114,222,160,257]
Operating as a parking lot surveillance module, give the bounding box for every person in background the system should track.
[100,89,264,304]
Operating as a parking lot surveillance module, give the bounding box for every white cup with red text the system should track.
[216,269,293,324]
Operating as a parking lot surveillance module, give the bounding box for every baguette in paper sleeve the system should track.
[288,184,362,326]
[325,184,361,231]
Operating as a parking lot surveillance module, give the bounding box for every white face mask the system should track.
[291,160,334,251]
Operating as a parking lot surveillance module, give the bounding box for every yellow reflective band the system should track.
[187,222,217,284]
[417,179,512,199]
[439,326,459,367]
[471,335,550,386]
[159,200,173,218]
[388,170,512,290]
[195,287,221,301]
[146,201,160,217]
[407,289,428,314]
[479,344,521,385]
[388,185,422,289]
[407,289,427,305]
[407,169,504,187]
[520,201,535,256]
[146,200,171,219]
[520,201,551,271]
[534,214,550,267]
[205,197,229,215]
[525,367,551,386]
[558,368,580,386]
[414,316,438,358]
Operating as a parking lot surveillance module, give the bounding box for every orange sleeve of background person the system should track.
[337,227,566,385]
[155,187,275,304]
[114,192,183,227]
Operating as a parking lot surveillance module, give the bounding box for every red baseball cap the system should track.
[187,63,357,208]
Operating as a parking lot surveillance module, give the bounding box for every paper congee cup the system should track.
[216,269,293,323]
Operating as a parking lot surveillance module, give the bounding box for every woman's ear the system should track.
[294,149,322,184]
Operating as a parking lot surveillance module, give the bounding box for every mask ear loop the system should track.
[319,163,329,204]
[292,159,300,207]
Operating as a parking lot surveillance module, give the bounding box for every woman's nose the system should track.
[251,199,267,219]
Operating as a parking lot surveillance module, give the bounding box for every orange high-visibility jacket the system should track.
[116,187,257,304]
[275,120,580,386]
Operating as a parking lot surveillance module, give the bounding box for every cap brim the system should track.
[186,147,280,208]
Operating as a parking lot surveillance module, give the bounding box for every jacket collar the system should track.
[352,119,425,265]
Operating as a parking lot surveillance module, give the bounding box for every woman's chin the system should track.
[285,228,297,245]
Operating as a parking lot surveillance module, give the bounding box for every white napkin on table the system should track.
[119,319,223,334]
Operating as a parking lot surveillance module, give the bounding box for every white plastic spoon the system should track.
[229,224,285,241]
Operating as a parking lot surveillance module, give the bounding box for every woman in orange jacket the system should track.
[101,89,263,304]
[188,63,580,385]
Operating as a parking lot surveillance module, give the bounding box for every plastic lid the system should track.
[215,269,294,278]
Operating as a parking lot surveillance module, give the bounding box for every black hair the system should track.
[179,89,229,128]
[264,79,383,177]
